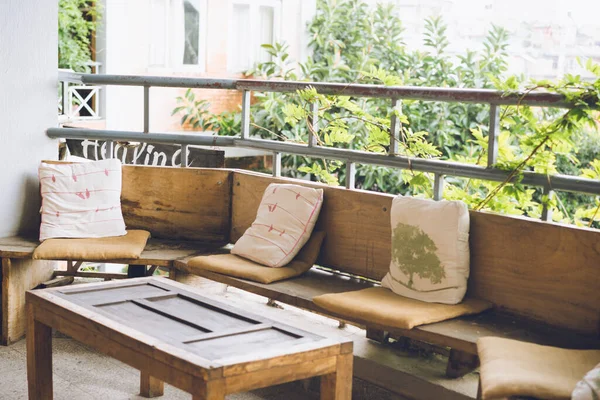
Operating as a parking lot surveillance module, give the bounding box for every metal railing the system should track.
[59,68,102,121]
[50,71,600,222]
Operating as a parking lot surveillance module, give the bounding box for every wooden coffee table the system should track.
[26,277,353,399]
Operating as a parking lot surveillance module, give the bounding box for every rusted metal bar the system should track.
[106,141,114,159]
[143,86,150,133]
[241,90,251,140]
[47,127,235,146]
[58,72,579,109]
[47,127,600,196]
[61,81,69,116]
[346,161,356,189]
[273,152,281,177]
[389,98,401,155]
[433,174,444,201]
[77,73,238,89]
[235,137,600,196]
[236,80,573,108]
[181,144,189,167]
[541,185,555,221]
[487,104,500,167]
[309,101,319,147]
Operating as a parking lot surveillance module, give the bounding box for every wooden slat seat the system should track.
[174,264,600,357]
[0,236,216,267]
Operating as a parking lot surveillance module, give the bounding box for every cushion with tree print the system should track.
[381,195,470,304]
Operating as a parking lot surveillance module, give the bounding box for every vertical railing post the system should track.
[433,173,445,201]
[181,144,189,168]
[61,80,69,117]
[143,86,150,133]
[389,98,401,156]
[487,104,500,167]
[106,141,114,159]
[346,161,356,189]
[272,152,281,177]
[241,90,251,139]
[541,184,554,221]
[309,101,319,147]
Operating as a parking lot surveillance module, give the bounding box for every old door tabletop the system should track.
[26,277,353,399]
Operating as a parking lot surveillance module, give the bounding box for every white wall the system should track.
[0,0,58,237]
[98,0,317,133]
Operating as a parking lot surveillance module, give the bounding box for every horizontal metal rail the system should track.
[47,127,235,147]
[63,72,574,108]
[48,127,600,196]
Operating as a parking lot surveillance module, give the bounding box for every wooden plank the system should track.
[121,166,232,242]
[174,265,600,355]
[0,236,38,258]
[26,303,53,399]
[231,170,393,281]
[39,276,74,288]
[28,288,222,380]
[54,270,127,279]
[0,236,214,268]
[469,211,600,336]
[140,372,164,398]
[1,258,55,345]
[224,356,337,394]
[321,353,353,400]
[174,264,375,311]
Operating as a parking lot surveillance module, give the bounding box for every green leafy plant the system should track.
[58,0,100,71]
[172,89,213,130]
[172,0,600,228]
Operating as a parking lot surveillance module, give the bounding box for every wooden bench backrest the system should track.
[230,170,600,336]
[121,166,232,243]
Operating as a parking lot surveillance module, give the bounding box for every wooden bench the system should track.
[0,166,232,344]
[2,166,599,397]
[173,169,600,380]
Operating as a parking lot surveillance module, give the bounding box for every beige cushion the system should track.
[381,195,470,304]
[38,159,127,241]
[33,230,151,261]
[313,287,491,329]
[572,363,600,400]
[186,231,326,284]
[231,183,324,267]
[478,337,600,400]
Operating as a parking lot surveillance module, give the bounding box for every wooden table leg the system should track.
[27,303,53,399]
[192,380,225,400]
[140,371,164,397]
[321,353,353,400]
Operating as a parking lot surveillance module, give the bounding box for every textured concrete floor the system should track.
[0,334,319,400]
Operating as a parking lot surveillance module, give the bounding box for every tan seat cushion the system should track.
[186,231,326,284]
[33,230,151,261]
[312,287,492,329]
[478,337,600,400]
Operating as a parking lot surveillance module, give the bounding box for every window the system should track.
[228,0,281,72]
[150,0,207,70]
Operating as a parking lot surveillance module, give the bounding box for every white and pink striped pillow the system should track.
[38,159,126,241]
[232,183,324,267]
